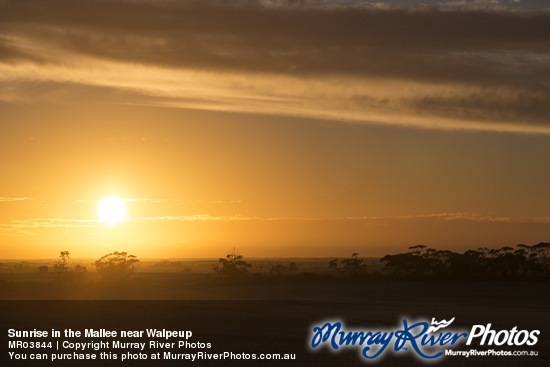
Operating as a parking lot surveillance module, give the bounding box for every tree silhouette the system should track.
[53,251,70,277]
[381,243,550,279]
[516,242,550,276]
[213,249,251,277]
[408,245,427,256]
[52,251,87,286]
[93,251,139,284]
[329,253,368,277]
[381,252,424,277]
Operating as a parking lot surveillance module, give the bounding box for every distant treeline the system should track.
[212,243,550,282]
[1,243,548,289]
[379,243,550,279]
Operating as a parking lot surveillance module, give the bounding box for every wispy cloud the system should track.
[186,200,243,204]
[125,198,162,203]
[2,218,97,229]
[356,212,516,223]
[135,212,549,223]
[125,198,243,204]
[0,218,97,236]
[0,197,33,202]
[1,211,548,236]
[136,215,320,222]
[259,1,548,11]
[1,1,549,133]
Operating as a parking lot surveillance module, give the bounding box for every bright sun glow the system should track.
[97,196,127,225]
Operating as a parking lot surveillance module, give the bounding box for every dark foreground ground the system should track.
[1,281,548,367]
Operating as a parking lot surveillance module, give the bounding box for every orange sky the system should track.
[1,1,549,259]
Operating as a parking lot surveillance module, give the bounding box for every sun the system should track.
[97,196,127,225]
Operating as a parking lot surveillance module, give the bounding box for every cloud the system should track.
[1,211,548,236]
[124,198,242,204]
[185,200,243,204]
[0,197,33,202]
[261,0,550,11]
[136,214,319,222]
[359,212,516,223]
[135,212,548,223]
[0,218,97,236]
[125,198,159,203]
[2,218,97,228]
[1,1,550,133]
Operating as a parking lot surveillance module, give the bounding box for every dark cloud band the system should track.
[1,1,549,131]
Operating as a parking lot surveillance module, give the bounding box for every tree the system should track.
[531,242,550,275]
[53,251,70,279]
[93,251,139,284]
[381,253,424,277]
[52,251,87,286]
[408,245,427,256]
[213,249,251,277]
[329,253,368,277]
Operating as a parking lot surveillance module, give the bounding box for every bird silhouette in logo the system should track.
[427,317,456,333]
